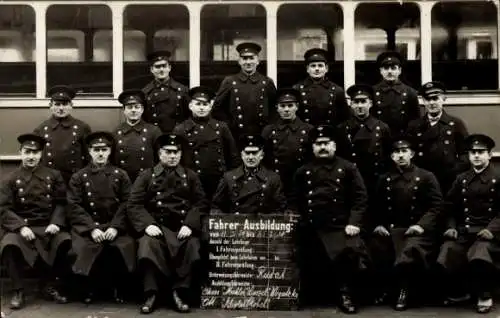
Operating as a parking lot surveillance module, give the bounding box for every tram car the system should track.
[0,0,499,169]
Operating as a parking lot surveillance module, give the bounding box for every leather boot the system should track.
[9,290,25,310]
[173,289,190,313]
[395,288,409,311]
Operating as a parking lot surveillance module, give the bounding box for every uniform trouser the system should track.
[77,246,129,294]
[441,260,497,299]
[141,260,192,295]
[2,243,71,292]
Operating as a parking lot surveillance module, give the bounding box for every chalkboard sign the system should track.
[201,213,299,310]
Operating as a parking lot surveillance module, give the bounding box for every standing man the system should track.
[370,136,443,311]
[437,134,500,314]
[0,134,71,309]
[211,135,286,215]
[289,125,369,314]
[67,132,135,304]
[114,90,162,182]
[292,48,350,127]
[142,51,190,133]
[128,134,208,314]
[212,42,277,141]
[261,88,314,196]
[372,51,420,137]
[407,81,469,193]
[34,85,91,183]
[337,84,392,196]
[173,86,240,199]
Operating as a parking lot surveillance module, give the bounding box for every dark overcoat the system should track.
[437,164,500,272]
[0,166,70,267]
[289,157,369,266]
[292,77,350,127]
[261,118,314,196]
[67,165,135,276]
[113,120,162,182]
[34,115,91,183]
[142,78,190,133]
[406,111,469,193]
[371,80,420,137]
[212,71,277,139]
[369,164,443,269]
[127,164,208,278]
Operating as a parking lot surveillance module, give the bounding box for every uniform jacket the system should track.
[213,71,277,137]
[372,80,420,136]
[293,77,350,127]
[337,116,392,187]
[289,157,368,230]
[373,164,443,231]
[211,166,286,215]
[445,164,500,238]
[142,78,190,133]
[113,120,162,182]
[0,165,69,267]
[407,111,469,189]
[173,117,240,176]
[127,164,208,234]
[34,115,91,182]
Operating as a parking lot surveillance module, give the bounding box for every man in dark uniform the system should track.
[34,85,92,183]
[372,51,420,137]
[407,81,469,193]
[437,134,500,314]
[337,84,392,196]
[370,136,443,310]
[292,48,350,127]
[261,88,314,196]
[0,134,71,309]
[211,135,287,215]
[141,51,190,133]
[173,86,240,199]
[289,125,369,314]
[128,134,208,314]
[67,132,135,304]
[212,42,277,141]
[114,90,162,182]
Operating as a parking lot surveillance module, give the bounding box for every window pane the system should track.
[123,5,189,90]
[355,3,421,87]
[432,2,498,90]
[0,5,35,96]
[46,5,112,95]
[200,4,266,89]
[277,4,343,87]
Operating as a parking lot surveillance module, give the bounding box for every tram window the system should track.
[355,3,421,88]
[46,5,112,95]
[0,5,35,96]
[432,2,498,90]
[123,5,189,90]
[200,4,266,89]
[277,3,343,88]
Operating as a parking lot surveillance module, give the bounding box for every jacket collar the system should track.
[118,120,146,134]
[49,115,74,129]
[183,117,219,132]
[238,71,260,83]
[277,118,302,132]
[388,163,417,182]
[152,163,185,178]
[232,165,268,181]
[378,80,404,93]
[304,76,331,88]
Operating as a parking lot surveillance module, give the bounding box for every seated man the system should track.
[211,135,287,215]
[128,134,208,314]
[67,131,135,304]
[0,134,71,309]
[437,134,500,314]
[370,136,443,310]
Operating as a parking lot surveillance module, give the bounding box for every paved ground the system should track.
[1,300,500,318]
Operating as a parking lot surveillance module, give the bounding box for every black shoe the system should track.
[338,293,357,314]
[9,290,25,310]
[443,293,470,306]
[140,293,157,314]
[395,288,408,311]
[42,286,68,304]
[173,290,190,313]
